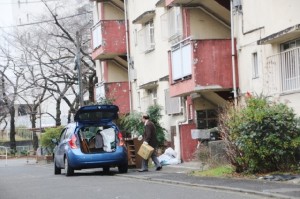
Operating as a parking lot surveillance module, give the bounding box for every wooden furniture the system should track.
[125,138,142,168]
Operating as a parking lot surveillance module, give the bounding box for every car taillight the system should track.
[118,132,125,146]
[69,135,78,149]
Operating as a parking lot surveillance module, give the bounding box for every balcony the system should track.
[91,20,127,60]
[89,0,124,9]
[169,39,237,97]
[264,47,300,95]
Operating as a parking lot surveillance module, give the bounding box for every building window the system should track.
[92,22,102,49]
[161,7,183,41]
[164,89,181,115]
[252,52,259,78]
[134,29,138,46]
[279,38,300,92]
[141,88,157,112]
[196,109,218,129]
[138,20,155,53]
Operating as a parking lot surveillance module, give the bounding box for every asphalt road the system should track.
[0,158,270,199]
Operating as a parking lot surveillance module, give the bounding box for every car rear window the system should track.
[77,110,116,122]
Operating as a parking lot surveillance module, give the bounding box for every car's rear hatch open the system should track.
[74,105,119,125]
[74,105,120,154]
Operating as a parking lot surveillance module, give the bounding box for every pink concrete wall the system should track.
[193,39,238,88]
[169,39,238,97]
[180,123,198,162]
[105,82,130,114]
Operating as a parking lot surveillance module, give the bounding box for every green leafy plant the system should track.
[147,104,167,146]
[94,97,115,105]
[120,111,144,137]
[219,94,300,173]
[120,104,167,146]
[40,126,63,154]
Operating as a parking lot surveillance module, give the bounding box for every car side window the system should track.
[59,128,67,143]
[65,128,73,139]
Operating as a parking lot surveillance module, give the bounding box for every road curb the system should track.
[117,174,298,199]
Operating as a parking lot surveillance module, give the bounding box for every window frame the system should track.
[252,52,259,79]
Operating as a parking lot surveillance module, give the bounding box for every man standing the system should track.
[138,114,162,172]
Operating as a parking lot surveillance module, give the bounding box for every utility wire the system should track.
[0,11,92,29]
[0,0,59,5]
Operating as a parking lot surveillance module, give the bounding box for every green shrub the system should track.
[120,111,144,137]
[147,105,167,146]
[219,94,300,173]
[40,126,63,154]
[120,104,167,146]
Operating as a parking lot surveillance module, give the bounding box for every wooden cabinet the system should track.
[125,138,142,168]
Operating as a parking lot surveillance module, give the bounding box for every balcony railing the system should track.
[265,47,300,94]
[169,39,235,97]
[91,20,126,59]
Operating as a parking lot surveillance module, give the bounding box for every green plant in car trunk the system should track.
[219,94,300,173]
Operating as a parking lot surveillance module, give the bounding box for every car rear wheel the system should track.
[54,158,61,175]
[118,164,128,173]
[103,166,110,173]
[64,156,74,176]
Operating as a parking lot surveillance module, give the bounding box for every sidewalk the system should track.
[123,161,300,199]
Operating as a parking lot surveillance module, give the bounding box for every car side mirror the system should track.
[51,138,59,145]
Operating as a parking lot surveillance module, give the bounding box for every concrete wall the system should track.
[236,0,300,115]
[189,8,230,39]
[103,3,125,20]
[107,62,128,82]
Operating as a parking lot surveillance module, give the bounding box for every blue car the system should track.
[52,105,128,176]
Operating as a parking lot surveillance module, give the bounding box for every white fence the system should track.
[265,47,300,95]
[0,146,8,166]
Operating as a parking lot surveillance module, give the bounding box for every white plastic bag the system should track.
[100,128,115,152]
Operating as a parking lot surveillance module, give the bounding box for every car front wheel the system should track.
[54,158,61,175]
[64,156,74,176]
[118,164,128,173]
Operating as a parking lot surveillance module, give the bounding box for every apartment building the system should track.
[233,0,300,115]
[90,0,235,162]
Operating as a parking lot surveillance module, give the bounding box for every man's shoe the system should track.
[156,166,162,171]
[138,169,148,172]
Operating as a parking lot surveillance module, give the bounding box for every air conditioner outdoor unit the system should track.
[191,129,210,140]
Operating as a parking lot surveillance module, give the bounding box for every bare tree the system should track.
[0,0,95,152]
[42,0,96,103]
[0,46,28,151]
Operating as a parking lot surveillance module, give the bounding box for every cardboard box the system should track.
[137,143,154,160]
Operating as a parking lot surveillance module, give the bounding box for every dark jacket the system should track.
[143,120,158,148]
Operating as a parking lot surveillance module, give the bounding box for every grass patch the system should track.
[190,165,235,177]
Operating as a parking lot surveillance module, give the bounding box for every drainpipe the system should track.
[175,96,187,163]
[230,0,238,106]
[124,0,132,112]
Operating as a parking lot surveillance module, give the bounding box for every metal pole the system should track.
[230,0,238,106]
[76,31,83,107]
[39,102,42,155]
[124,0,132,112]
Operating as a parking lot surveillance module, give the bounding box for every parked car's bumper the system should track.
[66,146,128,169]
